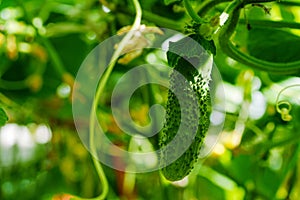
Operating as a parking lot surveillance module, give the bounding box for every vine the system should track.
[72,0,143,199]
[183,0,206,23]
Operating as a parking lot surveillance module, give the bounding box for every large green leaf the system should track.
[0,107,8,127]
[247,27,300,62]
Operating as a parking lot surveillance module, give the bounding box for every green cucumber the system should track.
[159,34,214,181]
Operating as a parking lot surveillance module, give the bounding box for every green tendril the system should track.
[74,0,143,200]
[275,84,300,122]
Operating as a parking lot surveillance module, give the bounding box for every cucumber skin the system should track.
[159,37,212,181]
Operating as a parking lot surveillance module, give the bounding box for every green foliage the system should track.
[1,0,300,199]
[248,27,300,62]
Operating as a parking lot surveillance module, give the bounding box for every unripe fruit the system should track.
[159,34,213,181]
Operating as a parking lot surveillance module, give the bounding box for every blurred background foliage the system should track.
[0,0,300,199]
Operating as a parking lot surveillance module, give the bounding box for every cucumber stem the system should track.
[87,0,143,199]
[183,0,206,23]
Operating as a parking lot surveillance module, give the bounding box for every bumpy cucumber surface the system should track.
[159,34,213,181]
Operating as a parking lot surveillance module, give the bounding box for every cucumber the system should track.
[159,34,214,181]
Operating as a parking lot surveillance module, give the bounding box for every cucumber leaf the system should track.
[247,27,300,63]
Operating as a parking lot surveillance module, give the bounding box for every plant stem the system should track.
[143,10,185,31]
[86,0,142,199]
[118,7,184,31]
[183,0,205,23]
[264,134,300,150]
[0,79,28,90]
[0,93,16,108]
[40,38,66,76]
[41,37,75,88]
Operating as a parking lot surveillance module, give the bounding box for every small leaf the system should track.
[164,0,182,5]
[247,28,300,63]
[0,108,8,127]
